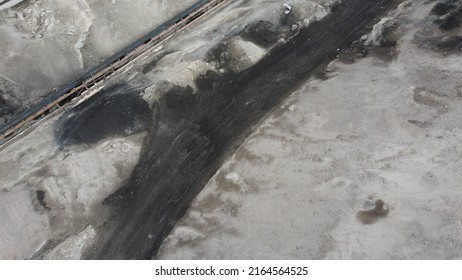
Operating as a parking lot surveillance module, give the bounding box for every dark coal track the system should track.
[55,83,152,147]
[83,0,392,259]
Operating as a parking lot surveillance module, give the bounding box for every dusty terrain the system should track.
[85,0,386,259]
[0,0,341,259]
[0,0,197,121]
[1,0,461,260]
[158,0,462,259]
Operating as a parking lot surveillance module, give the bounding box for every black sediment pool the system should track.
[56,0,393,259]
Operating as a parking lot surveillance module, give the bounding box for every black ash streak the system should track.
[70,0,394,259]
[54,83,152,148]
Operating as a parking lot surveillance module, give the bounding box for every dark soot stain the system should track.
[54,83,152,147]
[86,0,394,260]
[356,199,389,225]
[431,0,462,30]
[36,190,50,210]
[0,93,16,118]
[431,1,456,16]
[239,20,281,48]
[419,35,462,51]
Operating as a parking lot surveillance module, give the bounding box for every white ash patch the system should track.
[225,171,251,193]
[44,225,96,260]
[365,17,398,46]
[147,52,214,91]
[163,226,205,247]
[0,188,50,260]
[232,38,267,70]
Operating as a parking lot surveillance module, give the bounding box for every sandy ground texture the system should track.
[84,0,380,259]
[157,0,462,259]
[0,0,341,259]
[3,0,460,260]
[0,0,197,121]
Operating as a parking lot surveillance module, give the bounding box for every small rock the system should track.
[356,199,389,224]
[398,1,412,11]
[366,17,398,47]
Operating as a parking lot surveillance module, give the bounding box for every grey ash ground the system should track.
[0,0,197,124]
[1,0,462,260]
[85,0,393,260]
[158,0,462,259]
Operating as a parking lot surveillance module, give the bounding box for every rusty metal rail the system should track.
[0,0,230,146]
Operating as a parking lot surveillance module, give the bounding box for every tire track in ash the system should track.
[85,0,393,259]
